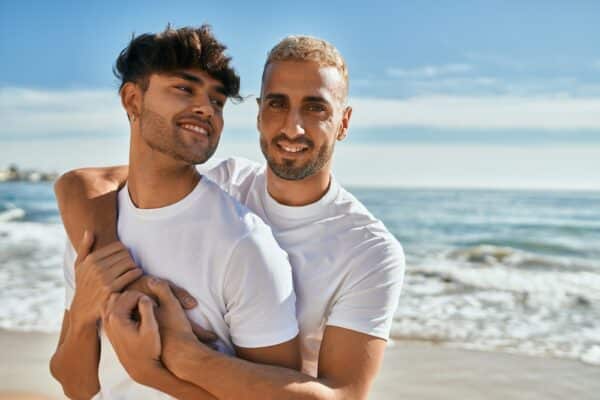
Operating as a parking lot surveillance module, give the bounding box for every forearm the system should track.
[169,341,338,400]
[54,168,123,250]
[50,313,100,399]
[141,366,218,400]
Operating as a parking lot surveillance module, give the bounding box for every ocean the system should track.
[1,181,599,366]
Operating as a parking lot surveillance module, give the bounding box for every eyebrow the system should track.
[303,96,329,104]
[264,93,330,104]
[264,93,287,101]
[172,72,228,96]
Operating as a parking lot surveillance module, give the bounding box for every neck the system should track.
[266,163,332,206]
[127,132,200,209]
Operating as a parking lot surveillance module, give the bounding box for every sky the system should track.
[1,0,599,189]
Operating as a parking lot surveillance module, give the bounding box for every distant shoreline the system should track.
[0,166,58,183]
[2,180,600,194]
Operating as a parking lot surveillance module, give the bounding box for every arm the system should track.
[166,324,385,400]
[54,165,128,250]
[50,234,143,399]
[102,278,300,399]
[151,279,382,400]
[162,238,404,400]
[51,167,202,397]
[50,166,127,398]
[55,166,199,307]
[102,290,218,400]
[50,310,101,400]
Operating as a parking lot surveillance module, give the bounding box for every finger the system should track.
[102,292,120,320]
[109,268,144,292]
[87,241,129,263]
[190,320,218,342]
[110,290,145,319]
[94,249,133,268]
[147,278,179,308]
[74,230,95,266]
[168,281,197,309]
[138,296,159,335]
[106,256,139,279]
[100,250,134,270]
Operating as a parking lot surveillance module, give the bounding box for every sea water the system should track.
[1,182,599,365]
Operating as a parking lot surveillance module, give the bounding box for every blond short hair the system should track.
[264,35,349,101]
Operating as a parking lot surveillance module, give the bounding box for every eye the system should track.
[175,85,193,94]
[306,103,327,112]
[210,98,225,109]
[268,99,286,109]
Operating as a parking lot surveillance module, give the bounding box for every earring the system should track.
[131,114,136,122]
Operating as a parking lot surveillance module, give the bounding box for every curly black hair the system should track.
[114,24,241,101]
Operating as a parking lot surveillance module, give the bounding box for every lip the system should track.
[176,118,213,137]
[274,139,311,156]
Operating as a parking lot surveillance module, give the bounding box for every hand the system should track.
[102,290,162,385]
[144,278,217,371]
[127,275,199,311]
[71,231,143,325]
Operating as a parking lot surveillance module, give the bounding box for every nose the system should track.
[190,96,214,119]
[282,109,305,139]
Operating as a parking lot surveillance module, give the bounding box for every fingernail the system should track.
[149,277,160,286]
[185,297,197,306]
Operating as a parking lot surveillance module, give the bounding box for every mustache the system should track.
[271,133,314,148]
[175,114,214,131]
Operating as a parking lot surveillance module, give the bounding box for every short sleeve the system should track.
[223,225,299,348]
[326,238,405,340]
[198,157,262,198]
[198,158,231,192]
[63,241,77,309]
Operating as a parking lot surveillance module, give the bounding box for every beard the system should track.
[260,133,333,181]
[139,106,218,165]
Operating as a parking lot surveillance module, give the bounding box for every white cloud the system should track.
[386,64,473,79]
[0,87,127,136]
[2,87,600,138]
[0,87,259,137]
[464,52,527,70]
[350,95,600,130]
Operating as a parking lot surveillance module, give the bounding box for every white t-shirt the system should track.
[63,177,298,399]
[201,157,405,376]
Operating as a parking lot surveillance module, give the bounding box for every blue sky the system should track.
[2,1,600,96]
[1,1,599,188]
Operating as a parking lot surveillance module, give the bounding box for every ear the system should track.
[256,97,262,129]
[120,82,142,123]
[337,106,352,141]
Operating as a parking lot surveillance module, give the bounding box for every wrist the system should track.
[129,359,164,387]
[68,302,98,332]
[163,332,210,380]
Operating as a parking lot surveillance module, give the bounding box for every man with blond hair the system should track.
[56,33,405,399]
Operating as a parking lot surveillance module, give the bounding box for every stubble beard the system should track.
[260,135,333,181]
[139,106,218,165]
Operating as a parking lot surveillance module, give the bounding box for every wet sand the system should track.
[1,330,598,399]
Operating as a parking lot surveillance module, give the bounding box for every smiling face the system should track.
[258,60,351,181]
[133,68,228,165]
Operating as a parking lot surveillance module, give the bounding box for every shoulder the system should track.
[200,177,271,240]
[198,157,263,187]
[333,186,405,278]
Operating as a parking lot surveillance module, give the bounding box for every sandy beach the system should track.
[0,330,598,400]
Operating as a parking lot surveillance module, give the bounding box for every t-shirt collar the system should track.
[122,177,208,219]
[263,174,340,220]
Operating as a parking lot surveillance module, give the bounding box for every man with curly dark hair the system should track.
[49,25,300,399]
